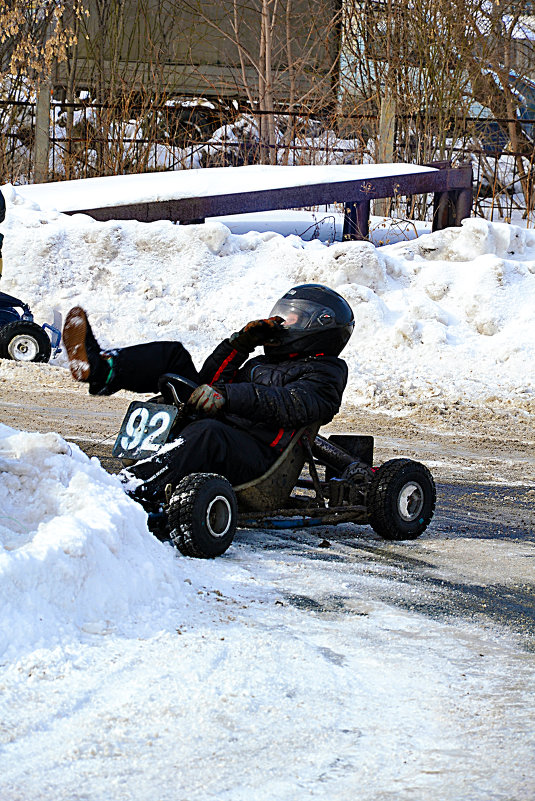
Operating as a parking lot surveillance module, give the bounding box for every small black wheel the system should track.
[0,321,51,363]
[367,458,436,540]
[168,472,237,558]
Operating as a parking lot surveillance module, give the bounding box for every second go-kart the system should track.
[112,373,437,559]
[0,191,61,363]
[0,291,61,362]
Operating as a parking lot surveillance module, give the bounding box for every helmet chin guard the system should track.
[264,284,354,358]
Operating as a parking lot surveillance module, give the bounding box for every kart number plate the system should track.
[112,402,178,460]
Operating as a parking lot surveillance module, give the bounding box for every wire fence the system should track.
[1,98,534,226]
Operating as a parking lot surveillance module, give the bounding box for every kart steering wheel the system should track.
[158,373,198,407]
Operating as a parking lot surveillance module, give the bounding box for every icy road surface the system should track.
[1,532,534,801]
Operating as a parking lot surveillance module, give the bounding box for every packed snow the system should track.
[0,176,534,800]
[0,424,190,660]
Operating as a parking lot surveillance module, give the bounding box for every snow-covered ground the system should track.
[0,176,534,799]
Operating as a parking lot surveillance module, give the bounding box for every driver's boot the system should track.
[63,307,117,395]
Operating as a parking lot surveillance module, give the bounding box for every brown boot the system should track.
[63,306,108,387]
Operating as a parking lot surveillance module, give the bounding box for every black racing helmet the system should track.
[265,284,354,358]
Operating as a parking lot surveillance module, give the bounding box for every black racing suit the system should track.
[114,338,348,501]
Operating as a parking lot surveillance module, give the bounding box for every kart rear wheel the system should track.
[0,320,51,363]
[168,472,237,558]
[367,458,435,540]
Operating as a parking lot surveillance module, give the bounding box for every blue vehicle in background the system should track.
[0,189,61,363]
[472,70,535,153]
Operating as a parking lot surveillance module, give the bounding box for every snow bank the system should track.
[1,181,535,414]
[0,422,189,660]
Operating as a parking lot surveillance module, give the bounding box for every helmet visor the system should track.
[269,298,336,330]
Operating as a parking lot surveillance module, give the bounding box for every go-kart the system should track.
[0,291,61,362]
[112,374,437,558]
[0,190,60,363]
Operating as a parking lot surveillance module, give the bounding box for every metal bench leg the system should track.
[455,186,473,224]
[343,200,370,240]
[433,186,473,231]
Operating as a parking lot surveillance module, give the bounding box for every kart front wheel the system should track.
[0,320,51,363]
[367,459,436,540]
[168,472,237,558]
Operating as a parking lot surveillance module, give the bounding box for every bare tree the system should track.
[0,0,86,181]
[340,0,477,163]
[339,0,535,216]
[182,0,342,163]
[55,0,227,175]
[462,0,535,209]
[0,0,85,78]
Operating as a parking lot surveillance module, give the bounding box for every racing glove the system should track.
[229,316,285,352]
[188,384,226,416]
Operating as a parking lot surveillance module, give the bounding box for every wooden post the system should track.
[375,93,396,218]
[34,81,51,183]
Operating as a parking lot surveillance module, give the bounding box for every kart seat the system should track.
[234,423,320,512]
